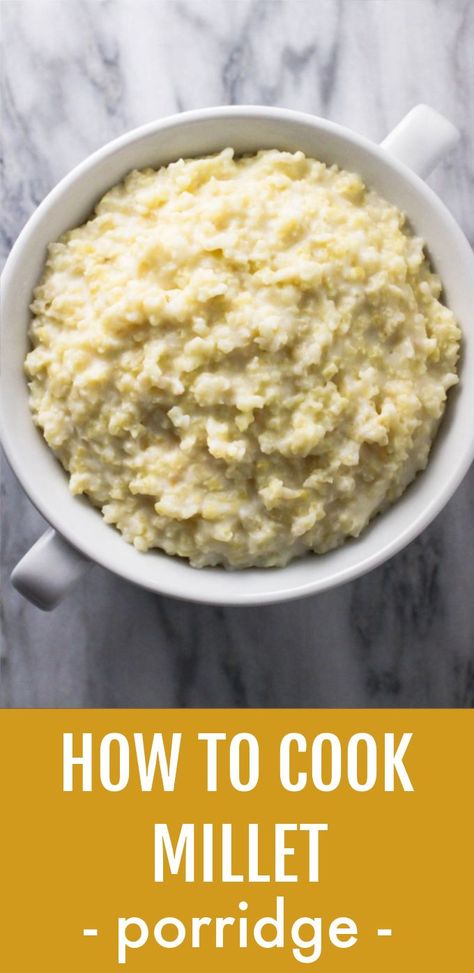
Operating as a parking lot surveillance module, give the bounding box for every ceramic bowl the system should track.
[1,104,473,608]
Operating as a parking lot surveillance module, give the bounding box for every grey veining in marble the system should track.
[1,0,473,708]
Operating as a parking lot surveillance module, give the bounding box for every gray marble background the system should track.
[1,0,473,708]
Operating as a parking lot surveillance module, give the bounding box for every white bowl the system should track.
[1,104,473,609]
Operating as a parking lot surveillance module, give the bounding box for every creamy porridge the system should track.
[26,149,460,567]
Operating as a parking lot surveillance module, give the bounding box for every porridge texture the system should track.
[26,149,460,567]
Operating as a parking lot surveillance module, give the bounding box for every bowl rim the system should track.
[2,104,474,605]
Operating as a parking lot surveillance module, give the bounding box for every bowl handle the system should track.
[10,528,90,611]
[381,104,460,178]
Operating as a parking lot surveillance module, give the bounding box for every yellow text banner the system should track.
[0,709,472,970]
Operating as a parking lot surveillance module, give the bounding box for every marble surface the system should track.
[1,0,473,708]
